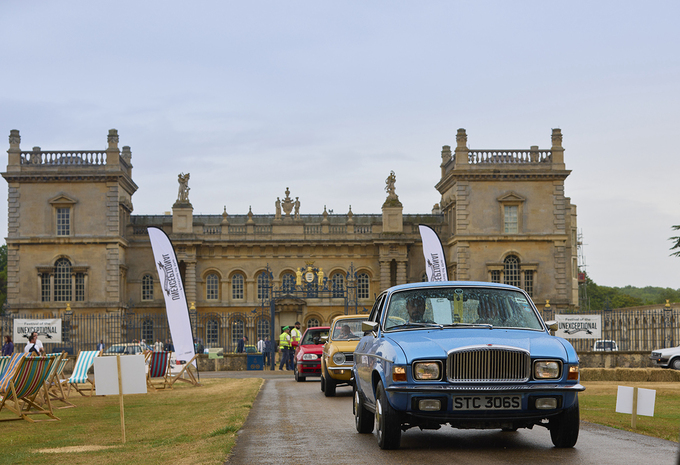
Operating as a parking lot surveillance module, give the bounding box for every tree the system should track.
[670,225,680,257]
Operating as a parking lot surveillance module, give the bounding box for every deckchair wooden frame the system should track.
[168,354,200,387]
[67,350,101,397]
[0,355,59,422]
[44,352,75,408]
[146,351,173,390]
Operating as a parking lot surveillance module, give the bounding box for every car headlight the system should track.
[302,353,319,360]
[534,360,561,379]
[332,352,346,365]
[413,362,441,381]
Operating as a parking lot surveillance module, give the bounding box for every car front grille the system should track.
[447,346,530,383]
[345,353,354,363]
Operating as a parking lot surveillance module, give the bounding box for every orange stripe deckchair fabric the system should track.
[0,355,59,422]
[0,353,27,392]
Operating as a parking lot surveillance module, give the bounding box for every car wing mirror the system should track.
[545,320,558,332]
[362,321,379,333]
[319,336,328,343]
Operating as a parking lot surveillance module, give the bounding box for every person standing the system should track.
[24,333,45,355]
[263,337,272,368]
[237,336,248,353]
[256,337,265,354]
[278,327,292,371]
[154,339,163,352]
[97,340,105,351]
[290,321,302,368]
[2,335,13,355]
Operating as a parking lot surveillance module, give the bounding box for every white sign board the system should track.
[14,318,62,344]
[616,386,656,417]
[94,355,147,396]
[554,314,602,339]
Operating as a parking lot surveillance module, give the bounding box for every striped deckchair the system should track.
[0,353,26,390]
[0,355,10,377]
[0,355,59,422]
[42,352,74,408]
[168,353,200,387]
[146,351,172,390]
[67,350,100,397]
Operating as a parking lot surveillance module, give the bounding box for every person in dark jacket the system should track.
[2,335,13,355]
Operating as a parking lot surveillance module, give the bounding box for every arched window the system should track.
[504,255,521,287]
[331,273,344,298]
[142,274,154,301]
[231,319,244,347]
[206,319,219,345]
[232,273,244,300]
[282,273,296,293]
[306,318,320,328]
[257,272,270,301]
[55,258,72,302]
[206,273,219,300]
[257,319,270,342]
[357,273,370,300]
[142,319,154,343]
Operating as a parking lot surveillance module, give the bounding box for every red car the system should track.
[294,326,330,382]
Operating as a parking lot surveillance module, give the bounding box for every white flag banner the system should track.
[147,227,196,364]
[419,224,448,282]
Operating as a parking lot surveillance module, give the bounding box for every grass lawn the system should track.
[580,381,680,443]
[0,377,262,465]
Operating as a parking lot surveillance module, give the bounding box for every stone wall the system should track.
[578,351,656,369]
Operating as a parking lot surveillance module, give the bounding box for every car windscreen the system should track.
[384,287,544,331]
[301,329,329,345]
[331,319,364,341]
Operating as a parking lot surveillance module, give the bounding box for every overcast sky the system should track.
[1,1,678,289]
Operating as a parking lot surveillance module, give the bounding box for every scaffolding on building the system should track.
[577,229,589,312]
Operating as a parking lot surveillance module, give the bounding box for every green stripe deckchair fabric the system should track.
[67,350,100,397]
[0,355,59,422]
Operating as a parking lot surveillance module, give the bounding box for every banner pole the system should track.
[117,355,126,444]
[631,386,638,429]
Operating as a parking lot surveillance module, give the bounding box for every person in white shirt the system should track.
[257,337,265,353]
[24,332,45,355]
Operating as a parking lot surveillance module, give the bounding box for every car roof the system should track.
[330,314,368,324]
[384,281,521,293]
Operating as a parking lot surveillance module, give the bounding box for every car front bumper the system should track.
[298,361,322,377]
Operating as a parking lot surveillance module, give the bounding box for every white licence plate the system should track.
[452,395,521,410]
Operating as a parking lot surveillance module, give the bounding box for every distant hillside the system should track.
[582,275,680,310]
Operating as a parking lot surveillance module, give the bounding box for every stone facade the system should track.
[2,127,578,345]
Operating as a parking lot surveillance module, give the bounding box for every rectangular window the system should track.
[232,275,244,300]
[41,273,51,302]
[57,208,71,236]
[504,206,518,234]
[490,270,500,283]
[75,273,85,301]
[524,270,534,297]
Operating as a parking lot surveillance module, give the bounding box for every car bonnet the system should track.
[384,328,568,362]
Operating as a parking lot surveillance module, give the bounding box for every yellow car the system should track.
[320,314,367,397]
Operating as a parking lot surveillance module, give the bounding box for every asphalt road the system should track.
[222,373,678,465]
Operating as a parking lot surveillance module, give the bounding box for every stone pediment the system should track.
[48,194,77,205]
[496,192,526,203]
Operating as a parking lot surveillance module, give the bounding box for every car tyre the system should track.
[320,373,326,392]
[375,380,401,450]
[323,366,336,397]
[294,365,306,382]
[550,398,580,448]
[354,385,373,434]
[671,358,680,370]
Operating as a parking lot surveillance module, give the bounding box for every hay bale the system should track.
[581,367,680,382]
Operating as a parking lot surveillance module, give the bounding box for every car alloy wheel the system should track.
[354,386,373,434]
[375,380,400,449]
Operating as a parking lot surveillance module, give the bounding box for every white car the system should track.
[650,346,680,370]
[592,340,618,351]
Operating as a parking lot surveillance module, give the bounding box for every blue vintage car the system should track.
[352,281,584,450]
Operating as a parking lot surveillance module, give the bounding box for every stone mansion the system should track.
[2,127,578,345]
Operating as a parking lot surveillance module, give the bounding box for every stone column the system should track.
[396,261,407,285]
[440,145,452,177]
[185,260,197,305]
[379,260,390,292]
[106,129,121,169]
[454,128,469,169]
[7,130,21,171]
[551,128,565,169]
